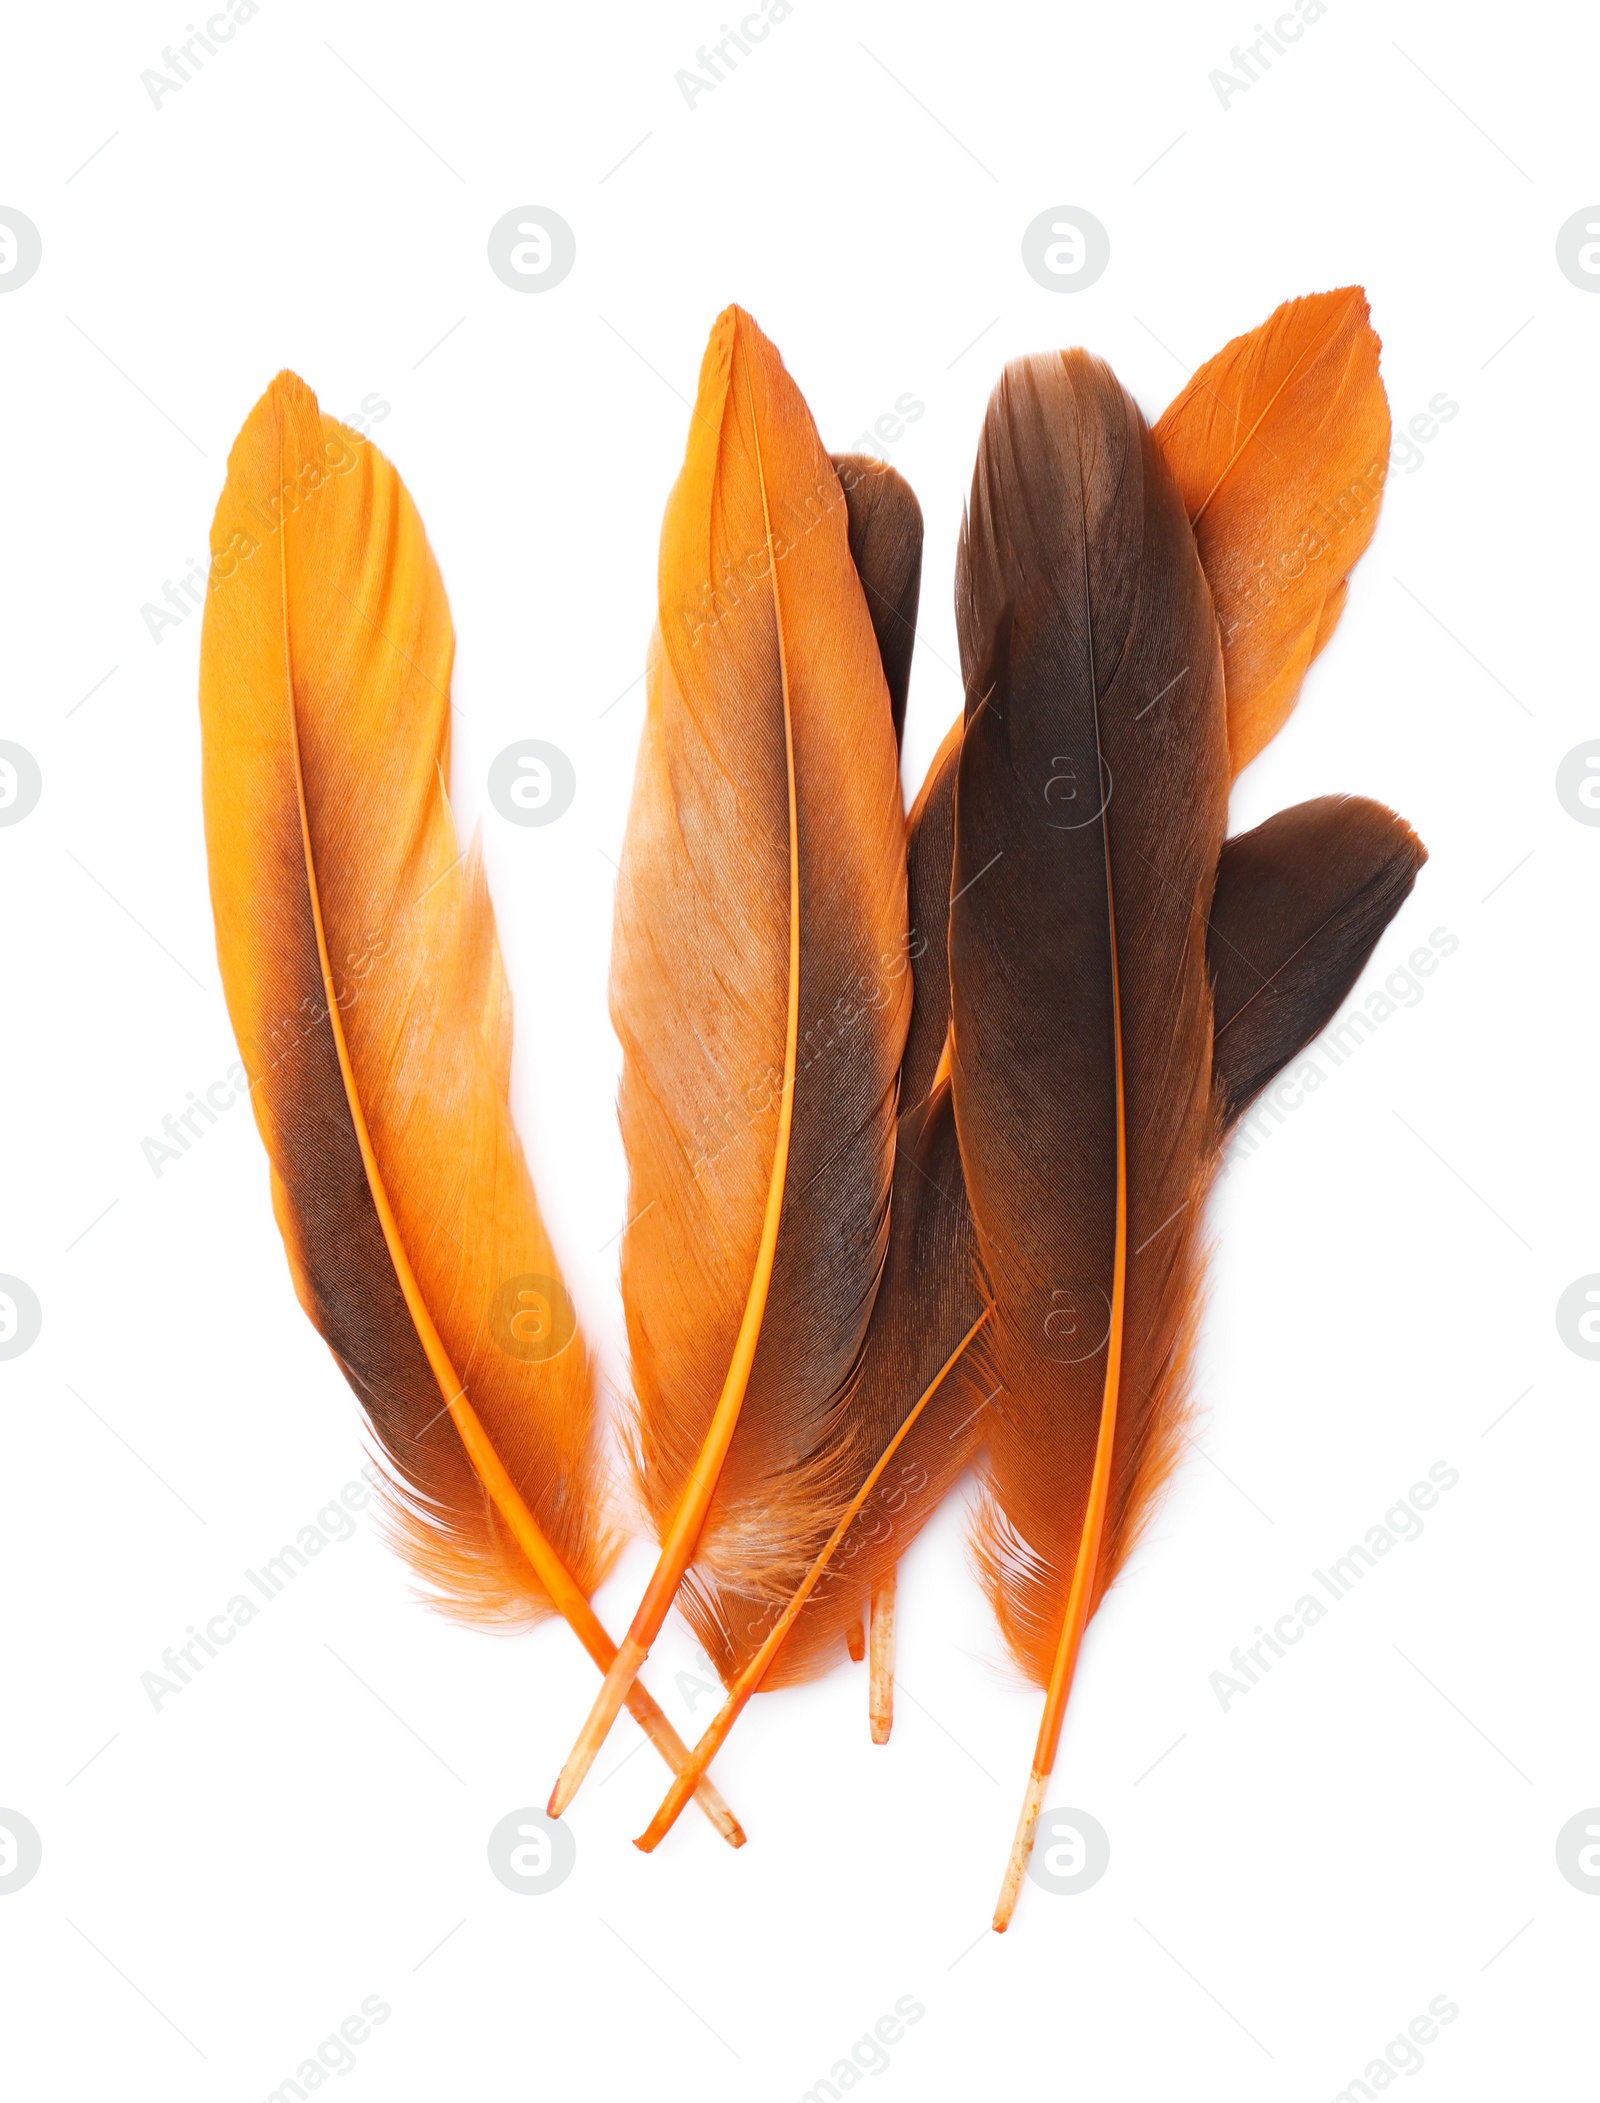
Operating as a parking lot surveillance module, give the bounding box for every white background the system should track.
[2,1,1595,2096]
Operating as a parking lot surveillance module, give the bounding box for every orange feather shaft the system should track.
[868,1569,896,1745]
[634,1305,990,1852]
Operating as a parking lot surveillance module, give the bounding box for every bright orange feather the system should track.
[1153,286,1390,774]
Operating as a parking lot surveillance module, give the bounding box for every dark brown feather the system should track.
[1210,796,1427,1129]
[750,1079,989,1683]
[832,453,923,749]
[951,350,1228,1677]
[899,724,961,1113]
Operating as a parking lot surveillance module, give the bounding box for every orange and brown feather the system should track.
[611,309,911,1675]
[200,372,611,1624]
[952,351,1228,1683]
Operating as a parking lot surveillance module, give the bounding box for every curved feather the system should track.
[201,373,742,1843]
[1210,796,1427,1128]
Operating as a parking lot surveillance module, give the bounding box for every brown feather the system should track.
[832,453,923,750]
[948,352,1229,1924]
[741,1079,988,1687]
[200,372,610,1621]
[899,722,961,1114]
[1210,795,1427,1129]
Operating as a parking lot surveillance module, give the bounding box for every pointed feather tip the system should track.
[699,303,764,387]
[215,369,367,538]
[221,369,392,500]
[1321,282,1374,323]
[224,368,319,459]
[1171,285,1384,410]
[1255,283,1382,363]
[677,307,759,482]
[1305,283,1383,364]
[698,303,806,408]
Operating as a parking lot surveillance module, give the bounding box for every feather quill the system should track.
[199,372,741,1843]
[551,309,911,1810]
[634,1080,990,1849]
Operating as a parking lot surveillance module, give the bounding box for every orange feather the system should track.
[199,372,741,1843]
[551,309,912,1813]
[1153,285,1390,774]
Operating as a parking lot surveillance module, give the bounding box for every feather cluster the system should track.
[197,288,1424,1928]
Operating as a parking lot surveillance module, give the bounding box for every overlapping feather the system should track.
[195,293,1421,1903]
